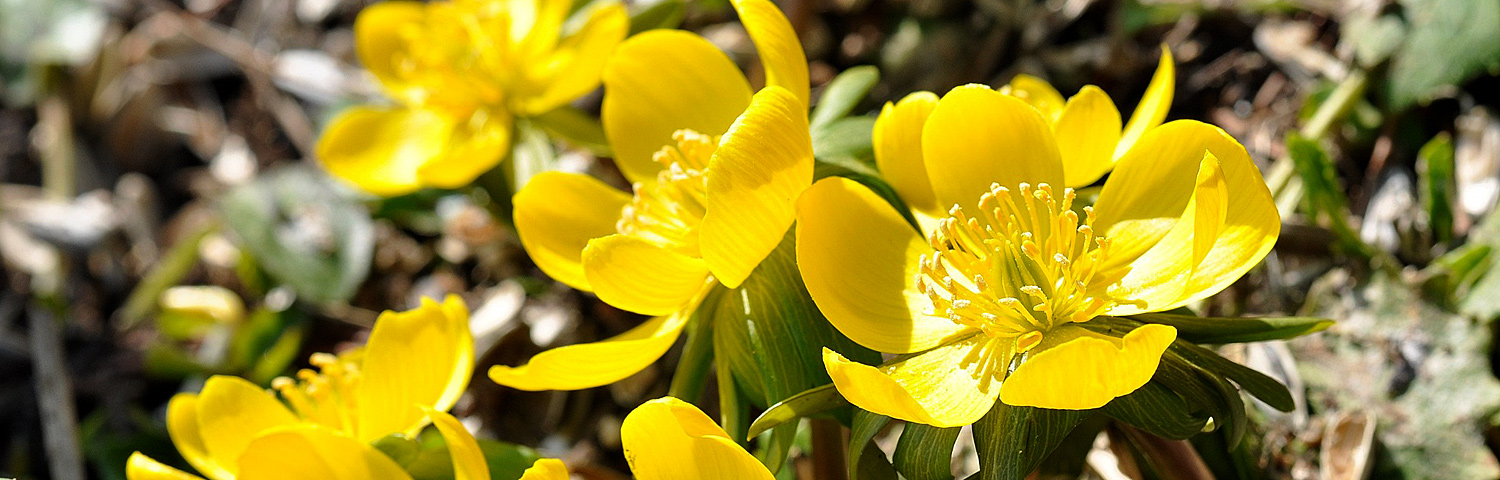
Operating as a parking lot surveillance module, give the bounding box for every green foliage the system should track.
[894,423,961,480]
[1417,132,1457,244]
[405,427,545,480]
[969,403,1090,480]
[1286,134,1381,260]
[217,166,374,305]
[1384,0,1500,109]
[811,66,880,131]
[531,107,611,154]
[627,0,686,35]
[747,384,845,438]
[1126,313,1334,344]
[848,410,892,480]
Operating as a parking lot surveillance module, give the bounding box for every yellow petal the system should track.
[1003,74,1066,122]
[621,397,776,480]
[701,86,813,288]
[1054,86,1123,188]
[195,376,300,476]
[165,394,232,480]
[922,85,1065,213]
[999,324,1176,409]
[236,426,414,480]
[823,335,1002,428]
[602,30,753,184]
[1115,47,1175,160]
[582,234,712,316]
[873,91,940,213]
[489,306,695,391]
[425,409,489,480]
[415,108,513,189]
[127,453,205,480]
[796,177,973,353]
[507,0,571,54]
[1092,121,1279,315]
[355,295,474,442]
[517,3,629,115]
[317,106,453,197]
[514,171,631,291]
[353,1,428,104]
[732,0,809,107]
[1104,152,1225,313]
[519,459,571,480]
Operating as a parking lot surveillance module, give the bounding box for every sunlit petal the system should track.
[127,453,205,480]
[1003,74,1066,122]
[517,3,629,115]
[603,30,753,184]
[796,177,974,353]
[195,376,299,477]
[356,295,473,442]
[1093,121,1279,315]
[353,1,427,103]
[519,459,571,480]
[732,0,809,106]
[999,324,1176,409]
[923,85,1064,213]
[873,91,940,214]
[163,394,231,480]
[701,86,813,288]
[425,409,489,480]
[823,335,1001,428]
[415,109,513,189]
[489,306,695,391]
[317,106,454,197]
[236,426,413,480]
[1054,86,1123,187]
[514,171,631,291]
[621,397,776,480]
[583,234,712,316]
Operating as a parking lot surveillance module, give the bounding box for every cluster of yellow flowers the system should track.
[130,0,1283,476]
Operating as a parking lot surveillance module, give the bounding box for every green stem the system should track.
[667,313,715,404]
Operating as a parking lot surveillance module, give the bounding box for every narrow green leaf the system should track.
[855,442,900,480]
[810,65,880,130]
[1286,134,1380,260]
[812,116,877,164]
[509,120,555,192]
[1155,353,1247,447]
[1418,132,1457,243]
[894,423,960,480]
[1102,382,1210,440]
[531,107,610,154]
[118,224,212,329]
[747,384,845,439]
[1169,341,1295,413]
[848,409,891,480]
[972,403,1090,480]
[668,301,718,404]
[1125,313,1334,344]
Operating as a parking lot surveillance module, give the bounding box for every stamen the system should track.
[616,129,717,256]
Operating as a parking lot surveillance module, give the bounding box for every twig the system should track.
[810,419,849,480]
[29,303,85,480]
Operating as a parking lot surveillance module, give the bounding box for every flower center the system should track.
[615,130,717,257]
[271,350,364,434]
[915,183,1114,347]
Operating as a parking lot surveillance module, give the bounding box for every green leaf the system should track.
[747,384,845,438]
[1342,12,1407,67]
[848,409,891,480]
[893,423,960,480]
[1169,341,1295,413]
[1154,353,1247,447]
[627,0,686,35]
[508,120,556,193]
[1286,134,1379,260]
[812,116,877,164]
[1418,132,1457,244]
[1124,313,1334,344]
[1102,382,1210,440]
[217,166,374,305]
[531,106,610,155]
[810,66,880,131]
[1386,0,1500,109]
[971,403,1090,480]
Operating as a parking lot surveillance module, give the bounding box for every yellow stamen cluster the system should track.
[916,183,1113,347]
[616,130,717,256]
[271,350,364,433]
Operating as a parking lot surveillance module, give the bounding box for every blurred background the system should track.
[2,0,1499,478]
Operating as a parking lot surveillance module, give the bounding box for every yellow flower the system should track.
[799,80,1280,426]
[489,0,814,391]
[316,0,629,196]
[514,396,779,479]
[125,296,474,479]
